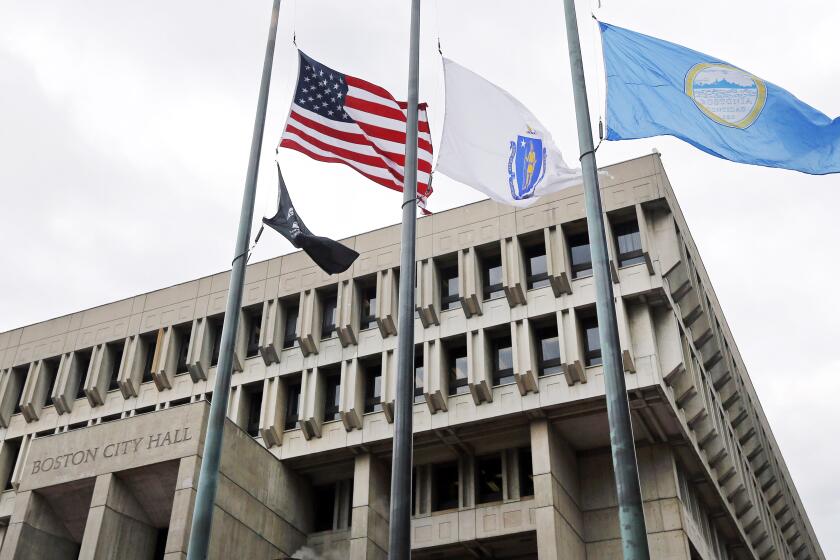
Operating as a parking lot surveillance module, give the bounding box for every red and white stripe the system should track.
[280,74,433,211]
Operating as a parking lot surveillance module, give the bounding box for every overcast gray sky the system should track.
[1,0,838,555]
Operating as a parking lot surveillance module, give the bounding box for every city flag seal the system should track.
[508,131,547,200]
[685,63,767,129]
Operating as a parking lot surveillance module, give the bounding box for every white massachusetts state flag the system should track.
[436,59,581,207]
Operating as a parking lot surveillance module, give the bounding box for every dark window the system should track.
[245,383,262,437]
[10,367,27,415]
[41,358,60,407]
[439,263,461,311]
[519,447,534,497]
[245,308,262,358]
[431,462,460,511]
[323,371,341,422]
[67,421,87,432]
[321,293,338,339]
[108,342,123,391]
[312,484,336,531]
[482,253,504,301]
[135,405,156,415]
[283,303,299,349]
[524,243,550,289]
[360,283,377,330]
[535,323,563,376]
[101,413,121,423]
[363,361,382,413]
[210,318,223,366]
[414,349,425,403]
[74,350,92,400]
[3,439,20,490]
[446,342,469,396]
[581,314,602,366]
[169,397,191,407]
[476,454,504,504]
[568,231,592,279]
[175,324,191,374]
[141,333,157,383]
[614,218,645,267]
[491,333,514,386]
[284,381,301,430]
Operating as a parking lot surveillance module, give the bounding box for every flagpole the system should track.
[562,1,651,558]
[186,0,282,558]
[388,0,421,558]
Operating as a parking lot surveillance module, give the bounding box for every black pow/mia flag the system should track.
[262,164,359,274]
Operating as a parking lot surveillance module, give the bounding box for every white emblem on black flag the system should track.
[263,163,359,274]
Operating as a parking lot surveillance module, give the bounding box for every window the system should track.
[67,421,87,432]
[519,447,534,497]
[524,243,550,289]
[41,358,60,407]
[613,217,645,267]
[313,484,337,532]
[568,231,592,279]
[135,405,156,416]
[209,317,223,366]
[74,349,92,400]
[101,412,122,423]
[244,383,263,437]
[282,302,299,349]
[141,333,157,383]
[431,462,460,511]
[10,367,27,415]
[476,454,504,504]
[363,359,382,413]
[169,397,191,408]
[490,332,514,386]
[321,292,338,340]
[174,324,191,374]
[535,323,563,376]
[414,348,425,403]
[360,281,377,330]
[581,314,602,366]
[481,253,504,301]
[3,439,20,490]
[284,380,301,430]
[439,262,461,311]
[446,340,469,396]
[323,370,341,422]
[245,308,262,358]
[107,342,123,392]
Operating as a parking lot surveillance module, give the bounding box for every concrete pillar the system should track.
[336,277,359,348]
[0,491,79,560]
[375,269,398,338]
[349,453,389,560]
[78,473,158,560]
[466,329,492,404]
[529,419,585,560]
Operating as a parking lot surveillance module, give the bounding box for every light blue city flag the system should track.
[599,21,840,174]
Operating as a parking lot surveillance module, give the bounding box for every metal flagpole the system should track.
[186,0,282,558]
[388,0,421,558]
[561,0,651,558]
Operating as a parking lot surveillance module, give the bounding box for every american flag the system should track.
[279,51,433,210]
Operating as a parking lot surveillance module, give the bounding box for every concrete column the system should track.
[339,358,364,431]
[529,419,584,560]
[78,473,158,560]
[466,329,492,404]
[415,258,439,328]
[0,491,79,560]
[258,299,282,365]
[457,247,482,318]
[375,269,398,338]
[336,278,359,348]
[349,453,389,560]
[423,339,447,414]
[511,319,539,395]
[544,226,572,296]
[186,317,212,381]
[501,235,526,307]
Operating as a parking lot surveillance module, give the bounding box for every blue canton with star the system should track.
[294,52,350,122]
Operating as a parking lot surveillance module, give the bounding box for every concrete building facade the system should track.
[0,154,825,559]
